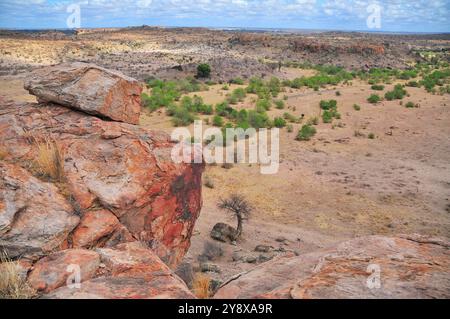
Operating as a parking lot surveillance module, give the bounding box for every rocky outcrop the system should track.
[0,64,204,299]
[27,249,100,293]
[0,99,204,267]
[0,162,80,260]
[24,62,142,124]
[43,242,194,299]
[71,209,131,249]
[215,235,450,299]
[210,223,237,243]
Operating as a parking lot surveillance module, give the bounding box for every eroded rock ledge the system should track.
[0,63,203,298]
[214,234,450,299]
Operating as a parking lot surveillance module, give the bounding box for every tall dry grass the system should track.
[192,273,212,299]
[0,252,35,299]
[33,135,65,182]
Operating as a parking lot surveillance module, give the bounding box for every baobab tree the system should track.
[217,194,252,240]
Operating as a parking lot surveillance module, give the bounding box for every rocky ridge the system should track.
[0,63,203,298]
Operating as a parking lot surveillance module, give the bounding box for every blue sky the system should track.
[0,0,449,32]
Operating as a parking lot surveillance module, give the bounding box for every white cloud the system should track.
[0,0,448,31]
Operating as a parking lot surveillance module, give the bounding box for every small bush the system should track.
[367,94,381,104]
[248,110,271,128]
[371,84,385,91]
[201,241,223,261]
[353,104,361,111]
[213,115,224,127]
[274,100,285,109]
[406,81,419,87]
[172,107,197,126]
[197,63,211,78]
[385,84,407,101]
[405,101,416,108]
[230,78,244,85]
[335,91,341,96]
[287,124,294,133]
[368,133,375,139]
[307,117,319,126]
[273,117,287,128]
[283,112,298,123]
[322,111,334,123]
[296,125,317,141]
[319,99,337,110]
[256,98,271,112]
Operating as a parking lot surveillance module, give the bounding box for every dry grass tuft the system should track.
[192,273,212,299]
[33,135,65,182]
[0,252,35,299]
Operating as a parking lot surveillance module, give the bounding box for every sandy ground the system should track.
[139,77,450,285]
[1,74,449,287]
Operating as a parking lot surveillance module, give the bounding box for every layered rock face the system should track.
[0,99,203,267]
[24,62,142,124]
[0,63,203,298]
[0,163,80,259]
[215,235,450,299]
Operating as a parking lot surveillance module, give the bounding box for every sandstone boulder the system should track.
[71,209,130,249]
[27,249,100,293]
[43,242,194,299]
[215,235,450,299]
[24,62,142,124]
[210,223,237,243]
[0,99,204,267]
[0,162,80,260]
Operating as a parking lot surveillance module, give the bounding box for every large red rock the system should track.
[71,209,132,249]
[0,99,204,267]
[27,249,100,293]
[214,235,450,299]
[0,162,80,260]
[24,62,142,124]
[43,242,194,299]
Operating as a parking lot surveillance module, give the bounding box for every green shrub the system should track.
[213,115,224,127]
[197,63,211,78]
[296,125,317,141]
[367,94,381,104]
[215,102,235,118]
[353,104,361,111]
[406,81,419,87]
[319,100,337,110]
[385,84,407,100]
[171,107,197,127]
[322,111,333,123]
[335,91,341,96]
[273,117,287,128]
[307,116,319,126]
[230,88,246,102]
[248,110,270,129]
[368,133,375,139]
[371,84,385,91]
[405,101,416,108]
[268,77,281,97]
[230,78,244,85]
[256,98,271,112]
[287,124,294,133]
[274,100,285,109]
[283,112,298,123]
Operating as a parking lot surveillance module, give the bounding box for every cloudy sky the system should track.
[0,0,449,32]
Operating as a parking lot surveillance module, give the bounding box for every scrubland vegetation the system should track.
[140,60,449,144]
